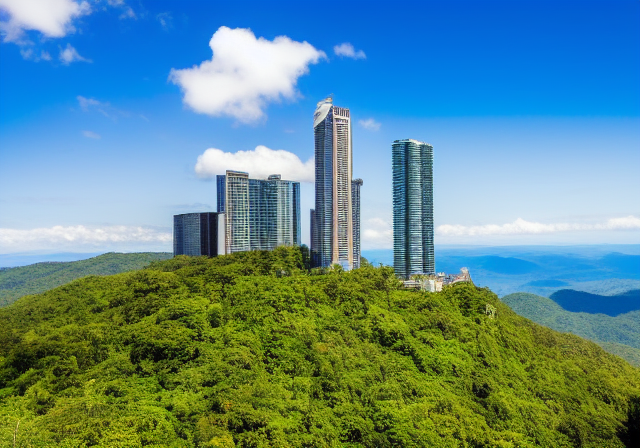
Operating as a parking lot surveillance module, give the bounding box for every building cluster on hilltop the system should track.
[173,96,467,281]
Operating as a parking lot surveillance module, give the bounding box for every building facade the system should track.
[311,97,360,270]
[217,170,300,254]
[351,178,363,269]
[173,212,225,257]
[392,139,435,279]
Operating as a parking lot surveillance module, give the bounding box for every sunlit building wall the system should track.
[311,97,356,270]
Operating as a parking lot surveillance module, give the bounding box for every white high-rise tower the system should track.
[310,97,359,270]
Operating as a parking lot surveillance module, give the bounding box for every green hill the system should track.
[0,252,172,308]
[1,247,639,447]
[502,292,640,366]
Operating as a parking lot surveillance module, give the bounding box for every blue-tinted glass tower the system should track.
[392,139,435,279]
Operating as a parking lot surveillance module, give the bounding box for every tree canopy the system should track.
[1,247,638,447]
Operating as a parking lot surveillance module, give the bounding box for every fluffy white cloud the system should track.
[359,118,380,131]
[0,0,90,42]
[0,225,172,253]
[195,145,314,183]
[59,43,90,64]
[82,130,100,139]
[362,217,393,249]
[169,26,326,123]
[437,216,640,236]
[333,42,366,60]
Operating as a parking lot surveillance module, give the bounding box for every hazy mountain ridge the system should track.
[502,292,640,366]
[0,248,638,447]
[363,247,640,298]
[0,252,172,307]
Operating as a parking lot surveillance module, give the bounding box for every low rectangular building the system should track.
[173,212,225,257]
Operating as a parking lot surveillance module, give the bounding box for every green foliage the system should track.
[0,247,638,447]
[502,292,640,366]
[0,252,173,308]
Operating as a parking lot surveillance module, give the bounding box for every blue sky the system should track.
[0,0,639,254]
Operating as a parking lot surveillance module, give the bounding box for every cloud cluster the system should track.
[436,216,640,236]
[169,26,326,123]
[333,42,366,59]
[59,42,90,64]
[359,118,381,131]
[0,0,90,42]
[195,145,314,183]
[362,217,393,249]
[0,225,172,253]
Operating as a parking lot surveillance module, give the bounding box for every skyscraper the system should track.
[351,178,363,269]
[392,139,435,279]
[217,170,300,254]
[311,97,359,270]
[173,212,225,257]
[217,170,250,254]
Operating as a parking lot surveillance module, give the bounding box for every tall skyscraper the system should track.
[311,97,360,270]
[351,178,363,269]
[173,212,225,257]
[392,139,435,279]
[217,170,300,254]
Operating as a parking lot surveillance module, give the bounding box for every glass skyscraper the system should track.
[392,139,435,279]
[217,170,300,253]
[351,178,363,269]
[173,212,225,257]
[311,97,360,270]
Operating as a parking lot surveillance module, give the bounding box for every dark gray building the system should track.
[173,212,225,257]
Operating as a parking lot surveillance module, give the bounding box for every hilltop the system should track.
[0,252,173,308]
[1,247,638,447]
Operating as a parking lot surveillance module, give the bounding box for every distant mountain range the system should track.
[0,252,172,307]
[502,292,640,366]
[363,245,640,297]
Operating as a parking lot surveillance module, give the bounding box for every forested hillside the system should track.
[501,292,640,367]
[0,252,172,307]
[1,248,638,447]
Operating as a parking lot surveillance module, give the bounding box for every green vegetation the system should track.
[0,252,172,308]
[502,292,640,367]
[1,247,639,447]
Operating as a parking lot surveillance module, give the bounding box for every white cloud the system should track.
[333,42,366,60]
[362,217,393,249]
[119,6,135,20]
[0,0,90,42]
[359,118,380,131]
[436,216,640,236]
[82,130,101,139]
[0,225,172,253]
[169,26,326,123]
[156,12,172,30]
[77,95,128,119]
[195,145,314,183]
[59,43,90,64]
